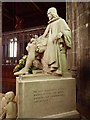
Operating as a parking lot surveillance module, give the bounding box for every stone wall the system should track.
[66,2,90,118]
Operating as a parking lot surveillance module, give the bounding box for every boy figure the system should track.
[1,91,17,119]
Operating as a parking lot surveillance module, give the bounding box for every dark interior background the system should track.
[2,2,66,32]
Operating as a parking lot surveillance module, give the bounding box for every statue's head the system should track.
[5,91,15,103]
[47,7,59,20]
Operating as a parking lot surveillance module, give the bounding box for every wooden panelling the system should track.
[2,26,46,93]
[2,65,16,93]
[2,26,45,65]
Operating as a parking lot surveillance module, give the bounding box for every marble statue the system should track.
[14,7,72,77]
[1,91,17,119]
[0,95,7,119]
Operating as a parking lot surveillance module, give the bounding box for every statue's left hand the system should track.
[57,32,63,39]
[53,32,63,43]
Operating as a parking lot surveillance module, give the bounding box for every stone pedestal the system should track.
[16,74,79,118]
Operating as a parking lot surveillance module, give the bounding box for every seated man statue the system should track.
[14,7,72,77]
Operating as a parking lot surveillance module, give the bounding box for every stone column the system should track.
[66,2,90,118]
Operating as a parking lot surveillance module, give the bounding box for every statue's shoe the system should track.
[52,70,62,76]
[50,67,56,72]
[14,68,28,75]
[55,69,62,75]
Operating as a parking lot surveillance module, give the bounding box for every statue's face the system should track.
[5,94,10,103]
[47,13,53,20]
[5,92,14,103]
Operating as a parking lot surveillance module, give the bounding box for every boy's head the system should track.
[5,91,15,103]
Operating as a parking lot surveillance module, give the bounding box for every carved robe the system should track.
[42,17,72,76]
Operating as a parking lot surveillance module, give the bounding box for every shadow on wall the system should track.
[77,61,90,108]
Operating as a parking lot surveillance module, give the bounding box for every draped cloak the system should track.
[41,17,72,76]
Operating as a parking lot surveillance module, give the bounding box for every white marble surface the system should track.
[16,74,77,118]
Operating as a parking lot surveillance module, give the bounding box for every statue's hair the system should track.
[47,7,59,18]
[5,91,15,102]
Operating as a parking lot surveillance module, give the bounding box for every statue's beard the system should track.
[48,16,53,20]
